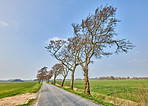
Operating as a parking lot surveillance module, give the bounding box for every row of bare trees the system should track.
[36,64,69,86]
[36,67,53,84]
[45,5,134,95]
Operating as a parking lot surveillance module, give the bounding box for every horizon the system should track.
[1,76,148,81]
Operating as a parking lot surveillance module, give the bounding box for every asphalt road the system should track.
[34,82,100,106]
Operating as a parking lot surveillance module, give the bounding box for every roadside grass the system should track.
[27,82,42,93]
[0,82,42,99]
[55,80,148,106]
[50,82,115,106]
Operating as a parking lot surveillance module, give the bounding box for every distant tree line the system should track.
[37,5,134,95]
[75,76,148,80]
[97,76,148,80]
[8,79,24,82]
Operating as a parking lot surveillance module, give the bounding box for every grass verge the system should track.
[50,83,115,106]
[27,82,42,93]
[56,80,148,106]
[23,82,42,106]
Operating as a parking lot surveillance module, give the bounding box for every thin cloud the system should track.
[0,20,9,27]
[0,19,20,31]
[49,37,67,41]
[45,37,67,44]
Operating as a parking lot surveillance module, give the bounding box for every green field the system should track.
[0,82,42,99]
[56,80,148,105]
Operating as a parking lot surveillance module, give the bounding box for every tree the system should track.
[72,5,134,94]
[52,64,63,85]
[61,66,69,86]
[37,66,48,84]
[37,73,43,84]
[110,76,115,80]
[46,70,54,83]
[45,38,80,90]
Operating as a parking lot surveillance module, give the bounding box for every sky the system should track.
[0,0,148,80]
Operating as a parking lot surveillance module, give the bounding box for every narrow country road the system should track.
[34,82,100,106]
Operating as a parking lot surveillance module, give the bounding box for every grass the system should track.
[52,83,115,106]
[0,81,42,99]
[56,80,148,105]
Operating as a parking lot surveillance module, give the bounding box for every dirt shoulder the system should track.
[0,93,36,106]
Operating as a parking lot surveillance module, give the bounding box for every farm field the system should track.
[0,82,41,99]
[56,80,148,105]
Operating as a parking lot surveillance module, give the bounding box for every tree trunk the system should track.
[70,70,75,90]
[38,80,40,84]
[53,76,56,85]
[47,78,49,83]
[61,75,67,86]
[83,65,91,95]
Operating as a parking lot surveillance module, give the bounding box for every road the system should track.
[34,82,100,106]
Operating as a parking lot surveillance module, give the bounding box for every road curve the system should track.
[34,82,100,106]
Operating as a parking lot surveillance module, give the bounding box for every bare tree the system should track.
[72,5,134,94]
[45,38,80,90]
[52,64,63,85]
[59,37,82,89]
[37,73,42,84]
[37,66,48,84]
[46,70,54,83]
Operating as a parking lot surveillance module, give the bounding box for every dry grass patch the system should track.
[0,93,36,106]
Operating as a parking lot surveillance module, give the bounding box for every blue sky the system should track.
[0,0,148,80]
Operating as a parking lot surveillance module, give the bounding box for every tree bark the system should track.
[47,78,49,83]
[53,75,56,85]
[70,70,75,90]
[83,65,91,95]
[61,75,67,86]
